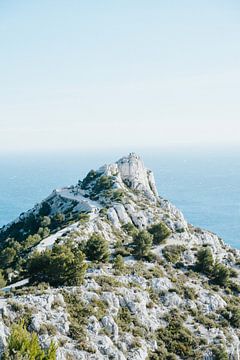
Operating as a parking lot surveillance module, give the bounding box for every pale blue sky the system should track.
[0,1,240,152]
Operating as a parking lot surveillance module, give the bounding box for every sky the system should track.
[0,0,240,152]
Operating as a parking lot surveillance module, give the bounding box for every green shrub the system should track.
[155,313,199,357]
[116,307,139,333]
[38,227,50,239]
[53,213,65,224]
[211,345,228,359]
[95,275,122,290]
[148,222,171,244]
[229,281,240,294]
[28,243,87,286]
[122,223,138,237]
[85,233,110,262]
[196,247,214,274]
[111,189,125,202]
[211,263,230,287]
[3,320,56,359]
[23,234,41,249]
[63,291,99,352]
[114,242,131,257]
[0,270,6,288]
[78,213,90,223]
[113,255,125,274]
[221,305,240,328]
[92,176,113,194]
[0,247,17,268]
[132,230,153,259]
[162,245,185,264]
[41,216,51,227]
[183,286,196,300]
[81,170,99,189]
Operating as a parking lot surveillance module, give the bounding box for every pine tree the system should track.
[85,233,110,262]
[212,263,230,287]
[196,247,214,274]
[68,248,88,285]
[133,230,153,259]
[148,222,171,244]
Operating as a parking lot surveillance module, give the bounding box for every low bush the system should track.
[2,320,56,359]
[211,345,228,360]
[154,312,199,358]
[220,305,240,328]
[113,255,125,274]
[162,245,185,264]
[148,222,171,244]
[122,223,138,237]
[0,270,6,288]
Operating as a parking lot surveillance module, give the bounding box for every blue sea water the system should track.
[0,149,240,248]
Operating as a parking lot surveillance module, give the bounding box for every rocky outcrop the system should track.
[116,153,158,198]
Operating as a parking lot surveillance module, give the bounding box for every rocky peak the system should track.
[99,153,158,200]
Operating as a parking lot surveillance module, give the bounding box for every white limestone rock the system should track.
[151,277,173,293]
[197,290,227,313]
[101,315,118,339]
[116,153,158,198]
[0,322,9,356]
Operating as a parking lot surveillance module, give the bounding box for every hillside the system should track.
[0,153,239,359]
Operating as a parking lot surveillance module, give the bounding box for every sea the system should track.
[0,148,240,249]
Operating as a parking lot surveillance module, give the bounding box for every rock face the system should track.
[0,153,239,360]
[116,153,158,198]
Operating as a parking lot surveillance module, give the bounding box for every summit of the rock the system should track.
[98,153,158,200]
[116,153,158,197]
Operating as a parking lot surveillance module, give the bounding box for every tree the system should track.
[28,243,87,286]
[132,230,153,259]
[54,213,65,224]
[148,222,171,244]
[3,320,56,359]
[196,247,214,274]
[38,227,50,239]
[24,234,41,249]
[41,216,51,228]
[67,248,88,286]
[39,201,51,216]
[93,176,113,193]
[0,247,17,268]
[212,263,230,287]
[81,170,98,189]
[85,233,110,262]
